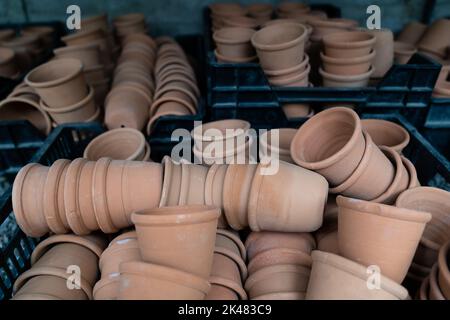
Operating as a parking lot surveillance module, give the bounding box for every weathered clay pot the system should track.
[159,156,183,207]
[205,164,229,228]
[251,23,307,71]
[210,253,247,300]
[245,264,311,298]
[222,164,257,230]
[397,21,427,45]
[178,163,209,205]
[394,41,417,64]
[132,205,220,278]
[291,107,365,186]
[248,161,328,232]
[320,65,373,87]
[418,19,450,59]
[93,276,120,300]
[0,47,19,78]
[206,284,239,300]
[323,31,376,58]
[306,251,409,300]
[259,128,297,164]
[329,131,395,200]
[438,240,450,299]
[84,128,147,161]
[321,50,375,75]
[362,28,394,79]
[25,58,88,108]
[248,248,312,274]
[337,195,432,283]
[361,118,410,153]
[119,261,210,300]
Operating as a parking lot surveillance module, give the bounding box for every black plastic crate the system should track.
[421,126,450,162]
[425,97,450,128]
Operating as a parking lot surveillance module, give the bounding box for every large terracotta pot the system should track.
[306,251,409,300]
[213,27,256,59]
[290,107,365,186]
[322,31,376,58]
[361,119,410,153]
[337,195,432,283]
[119,261,210,300]
[132,205,220,278]
[418,19,450,58]
[248,161,328,232]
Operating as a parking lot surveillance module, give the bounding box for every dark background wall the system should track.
[0,0,449,35]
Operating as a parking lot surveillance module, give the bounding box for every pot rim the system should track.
[263,54,309,76]
[323,31,376,50]
[191,119,251,142]
[213,27,256,45]
[53,42,100,56]
[214,49,257,63]
[204,164,227,207]
[25,58,84,89]
[401,156,419,189]
[93,275,120,299]
[131,204,220,226]
[150,91,196,116]
[337,195,432,223]
[216,227,246,260]
[429,262,445,300]
[319,65,374,81]
[214,245,248,280]
[251,22,307,52]
[320,49,376,65]
[210,275,248,300]
[438,240,450,297]
[159,156,175,207]
[268,63,310,85]
[155,74,200,99]
[153,85,197,109]
[259,127,297,155]
[247,247,313,274]
[311,250,409,299]
[39,84,95,114]
[361,119,410,152]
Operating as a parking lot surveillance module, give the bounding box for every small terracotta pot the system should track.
[0,47,19,78]
[362,28,394,79]
[119,261,210,300]
[159,156,183,207]
[132,205,220,278]
[206,284,239,300]
[178,163,209,205]
[337,195,432,283]
[248,248,312,274]
[245,264,311,298]
[84,128,147,161]
[291,107,365,186]
[397,21,427,45]
[214,49,257,63]
[282,103,313,119]
[323,31,375,58]
[53,43,100,68]
[222,164,257,230]
[93,276,120,300]
[99,237,141,277]
[321,50,375,75]
[210,253,247,300]
[309,18,358,40]
[259,128,297,164]
[25,58,88,108]
[61,28,106,46]
[205,164,229,228]
[361,119,410,153]
[438,240,450,299]
[418,19,450,59]
[306,251,409,300]
[394,41,417,64]
[267,63,310,87]
[320,65,374,87]
[251,23,307,71]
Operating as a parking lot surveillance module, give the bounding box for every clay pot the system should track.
[132,205,220,278]
[306,251,409,300]
[0,94,51,135]
[210,253,247,299]
[151,89,196,117]
[178,164,208,205]
[282,103,313,119]
[84,128,147,161]
[321,50,375,75]
[323,31,375,58]
[251,23,307,71]
[0,47,19,78]
[309,18,358,40]
[1,35,41,70]
[394,41,417,64]
[222,164,257,230]
[438,240,450,299]
[402,156,420,189]
[329,131,395,200]
[93,276,120,300]
[25,58,88,108]
[291,107,365,186]
[114,13,146,38]
[99,237,141,277]
[205,164,229,228]
[40,85,97,124]
[248,248,312,274]
[259,128,296,164]
[362,28,394,79]
[361,119,410,153]
[247,3,273,25]
[245,264,310,298]
[277,2,310,17]
[159,156,183,207]
[245,231,316,261]
[193,135,255,165]
[54,43,101,68]
[267,63,311,87]
[337,195,432,283]
[84,65,106,83]
[206,284,239,300]
[119,261,210,300]
[320,65,374,87]
[215,230,247,280]
[91,78,110,106]
[222,16,259,29]
[397,21,427,45]
[248,161,328,232]
[418,19,450,59]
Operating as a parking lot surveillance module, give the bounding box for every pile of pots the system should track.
[113,13,147,44]
[105,34,156,130]
[213,27,257,63]
[147,37,199,134]
[320,31,375,87]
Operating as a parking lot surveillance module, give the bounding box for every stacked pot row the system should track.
[320,31,375,87]
[147,37,199,134]
[12,234,107,300]
[12,158,163,237]
[25,58,101,124]
[291,107,416,204]
[113,13,148,44]
[244,232,315,300]
[419,240,450,300]
[105,33,156,131]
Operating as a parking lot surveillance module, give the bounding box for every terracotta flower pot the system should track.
[251,23,307,71]
[394,41,417,64]
[247,248,312,274]
[205,164,229,228]
[320,65,374,87]
[248,161,328,232]
[361,118,410,153]
[418,19,450,59]
[210,253,247,300]
[222,16,259,29]
[151,88,196,116]
[119,261,210,300]
[178,163,209,205]
[54,43,101,68]
[93,276,120,300]
[337,195,432,283]
[214,49,257,64]
[329,131,395,200]
[306,251,409,300]
[361,28,394,79]
[193,135,255,165]
[438,240,450,299]
[323,31,375,59]
[25,58,88,108]
[132,205,220,278]
[397,21,427,45]
[84,128,147,161]
[159,156,183,207]
[309,18,358,40]
[0,47,19,78]
[320,50,375,75]
[290,107,365,186]
[206,284,239,300]
[0,94,51,135]
[245,264,311,298]
[267,63,311,87]
[40,85,98,124]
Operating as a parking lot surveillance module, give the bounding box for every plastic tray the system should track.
[425,97,450,128]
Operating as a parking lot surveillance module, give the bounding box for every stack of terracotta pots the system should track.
[147,37,199,134]
[113,13,147,44]
[418,19,450,63]
[0,47,19,78]
[209,3,248,33]
[320,31,375,87]
[25,58,101,124]
[191,119,253,165]
[105,34,156,130]
[395,187,450,286]
[432,66,450,98]
[124,205,219,299]
[291,108,415,204]
[258,128,296,164]
[213,27,257,63]
[247,3,273,26]
[12,159,163,237]
[245,232,315,300]
[84,128,150,161]
[12,234,107,300]
[206,229,247,300]
[93,231,140,300]
[0,82,52,135]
